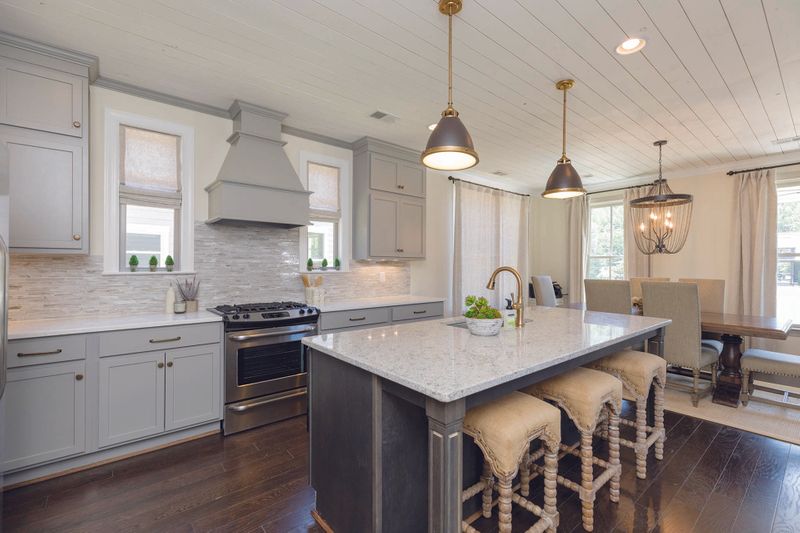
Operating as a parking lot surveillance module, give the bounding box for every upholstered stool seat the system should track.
[461,391,561,533]
[588,350,667,479]
[521,368,623,532]
[740,349,800,410]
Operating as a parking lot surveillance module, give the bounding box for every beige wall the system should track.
[530,196,570,291]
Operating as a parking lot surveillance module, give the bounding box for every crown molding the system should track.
[0,31,98,81]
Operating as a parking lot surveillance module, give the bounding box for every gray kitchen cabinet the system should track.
[2,360,86,471]
[165,344,221,431]
[318,300,444,333]
[353,137,426,260]
[0,57,85,137]
[4,127,86,251]
[98,351,166,448]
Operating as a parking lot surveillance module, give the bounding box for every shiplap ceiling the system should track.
[1,0,800,191]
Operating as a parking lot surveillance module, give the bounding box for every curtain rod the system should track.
[586,183,651,195]
[726,161,800,176]
[448,176,530,197]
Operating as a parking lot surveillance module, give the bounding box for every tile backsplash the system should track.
[9,222,410,321]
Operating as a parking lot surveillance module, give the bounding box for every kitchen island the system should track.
[302,306,670,533]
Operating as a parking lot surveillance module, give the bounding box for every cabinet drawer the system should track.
[320,307,390,331]
[393,302,444,322]
[8,334,86,368]
[98,323,221,357]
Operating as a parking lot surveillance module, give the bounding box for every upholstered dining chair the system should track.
[642,282,718,406]
[630,277,670,300]
[584,280,632,315]
[531,275,557,307]
[678,278,726,349]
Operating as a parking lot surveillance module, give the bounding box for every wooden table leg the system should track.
[712,334,744,407]
[426,397,465,533]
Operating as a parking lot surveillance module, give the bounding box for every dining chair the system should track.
[584,280,632,315]
[642,282,718,406]
[531,275,557,307]
[629,277,670,300]
[678,278,726,350]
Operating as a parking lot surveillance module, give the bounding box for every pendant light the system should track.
[542,79,586,199]
[421,0,479,171]
[629,140,693,255]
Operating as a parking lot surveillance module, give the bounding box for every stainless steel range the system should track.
[209,301,318,435]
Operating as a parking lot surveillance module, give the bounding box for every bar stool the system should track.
[462,391,561,533]
[521,367,622,532]
[588,350,667,479]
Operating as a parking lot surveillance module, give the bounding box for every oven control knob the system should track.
[233,314,240,320]
[299,309,306,315]
[308,308,316,314]
[243,313,250,319]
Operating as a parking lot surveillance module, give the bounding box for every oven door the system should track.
[225,323,315,403]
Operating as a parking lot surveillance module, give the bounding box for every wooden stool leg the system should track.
[579,431,594,532]
[654,381,665,461]
[520,452,531,497]
[481,461,494,519]
[496,476,513,533]
[635,398,648,479]
[741,369,751,406]
[543,443,559,533]
[608,408,621,503]
[692,369,701,407]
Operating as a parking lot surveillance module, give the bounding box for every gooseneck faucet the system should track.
[486,266,524,328]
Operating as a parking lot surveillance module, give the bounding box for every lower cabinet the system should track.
[99,343,220,448]
[2,360,86,471]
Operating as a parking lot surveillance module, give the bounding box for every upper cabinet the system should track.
[0,40,92,254]
[352,137,427,260]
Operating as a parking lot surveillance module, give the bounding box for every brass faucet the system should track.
[486,266,524,328]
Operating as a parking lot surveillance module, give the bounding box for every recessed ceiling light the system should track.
[616,37,646,55]
[428,123,438,131]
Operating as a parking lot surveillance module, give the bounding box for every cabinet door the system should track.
[369,154,398,193]
[2,361,85,471]
[369,193,399,257]
[98,352,165,448]
[397,162,425,198]
[0,58,84,137]
[397,197,425,258]
[4,129,84,250]
[165,344,221,431]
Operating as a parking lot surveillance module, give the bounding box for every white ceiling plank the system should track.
[763,0,800,148]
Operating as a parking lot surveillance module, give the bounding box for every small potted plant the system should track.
[149,255,158,272]
[128,255,139,272]
[321,258,328,271]
[464,295,503,336]
[307,258,314,272]
[165,255,175,272]
[175,276,200,313]
[334,258,341,271]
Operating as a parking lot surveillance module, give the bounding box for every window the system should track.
[587,201,624,280]
[104,110,194,274]
[299,152,351,272]
[777,183,800,323]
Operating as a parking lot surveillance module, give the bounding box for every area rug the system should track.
[664,376,800,445]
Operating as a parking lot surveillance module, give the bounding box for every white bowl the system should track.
[465,317,504,336]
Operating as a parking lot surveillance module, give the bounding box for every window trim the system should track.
[298,151,351,273]
[103,109,195,274]
[776,178,800,329]
[587,199,625,280]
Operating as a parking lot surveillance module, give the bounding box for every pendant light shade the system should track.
[422,0,479,171]
[542,79,586,199]
[629,140,693,255]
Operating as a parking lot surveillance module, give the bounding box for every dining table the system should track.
[567,303,794,407]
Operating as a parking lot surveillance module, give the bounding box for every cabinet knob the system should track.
[157,362,165,368]
[72,121,81,128]
[73,234,81,241]
[75,374,84,381]
[166,361,173,368]
[397,184,405,190]
[396,248,404,253]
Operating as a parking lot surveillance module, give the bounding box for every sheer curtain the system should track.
[732,169,777,316]
[567,195,589,303]
[624,185,652,279]
[453,180,529,313]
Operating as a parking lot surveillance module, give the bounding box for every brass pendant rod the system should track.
[561,87,567,160]
[447,5,453,107]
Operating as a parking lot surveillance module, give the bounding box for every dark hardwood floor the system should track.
[3,405,800,532]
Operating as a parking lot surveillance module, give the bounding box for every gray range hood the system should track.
[206,101,310,227]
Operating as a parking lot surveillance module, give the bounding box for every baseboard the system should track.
[3,422,221,489]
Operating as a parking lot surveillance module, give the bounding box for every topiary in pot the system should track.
[165,255,175,272]
[129,255,139,272]
[321,258,328,271]
[149,255,158,272]
[307,258,314,272]
[334,258,341,271]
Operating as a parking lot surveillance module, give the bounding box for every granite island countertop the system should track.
[303,306,670,403]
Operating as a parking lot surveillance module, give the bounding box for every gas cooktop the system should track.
[208,301,318,328]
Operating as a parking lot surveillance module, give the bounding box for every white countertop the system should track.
[318,295,446,313]
[303,306,670,403]
[9,311,222,340]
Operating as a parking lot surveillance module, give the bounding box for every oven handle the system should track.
[226,388,307,412]
[228,325,317,341]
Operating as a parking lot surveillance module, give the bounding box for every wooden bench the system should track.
[740,349,800,409]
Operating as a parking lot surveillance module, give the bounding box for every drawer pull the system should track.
[396,248,404,253]
[397,184,405,189]
[73,120,81,128]
[18,348,62,357]
[413,310,427,315]
[158,362,165,369]
[75,374,84,381]
[349,316,367,322]
[73,234,81,241]
[166,361,173,368]
[149,336,181,344]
